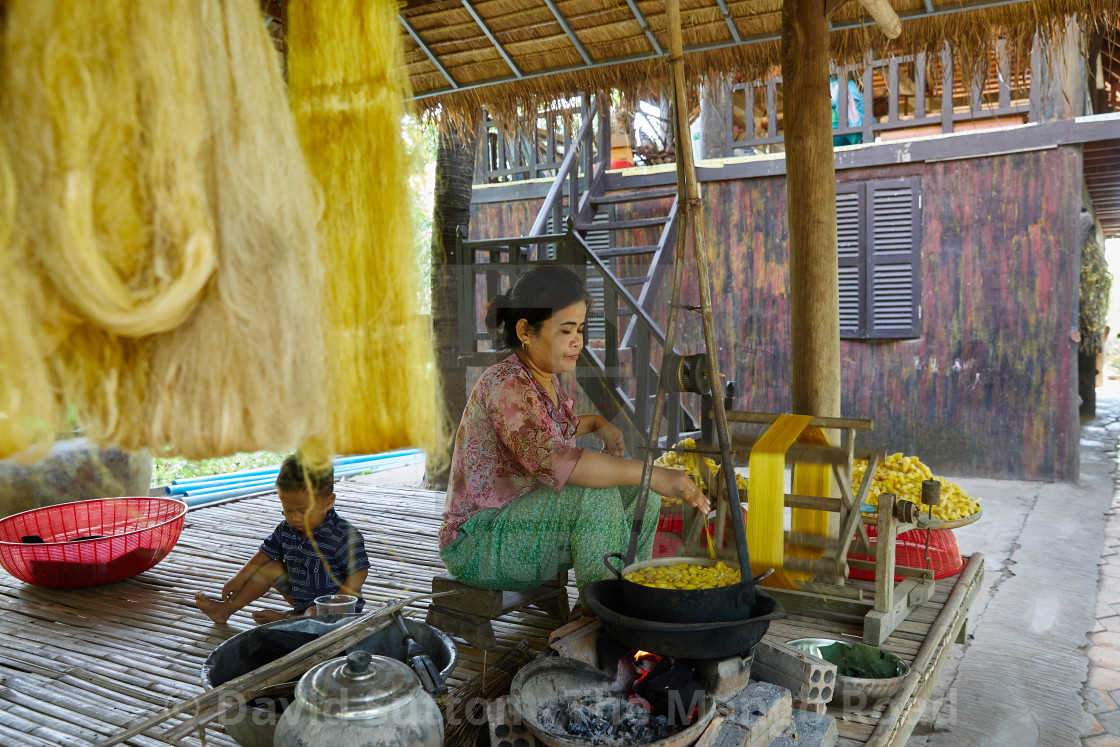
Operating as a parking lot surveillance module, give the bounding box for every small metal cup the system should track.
[314,594,358,616]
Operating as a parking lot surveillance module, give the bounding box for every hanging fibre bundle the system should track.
[1,0,329,459]
[144,0,328,458]
[287,0,440,455]
[0,137,59,459]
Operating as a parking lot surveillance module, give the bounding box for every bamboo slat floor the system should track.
[0,481,980,746]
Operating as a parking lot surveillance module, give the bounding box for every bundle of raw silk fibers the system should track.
[287,0,440,455]
[746,414,833,589]
[0,138,58,459]
[0,0,328,459]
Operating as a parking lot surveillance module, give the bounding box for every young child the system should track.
[195,455,370,624]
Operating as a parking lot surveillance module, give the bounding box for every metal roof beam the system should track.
[713,0,741,44]
[623,0,663,57]
[400,14,459,89]
[542,0,593,65]
[411,0,1042,101]
[461,0,523,78]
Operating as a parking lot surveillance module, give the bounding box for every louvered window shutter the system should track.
[836,177,921,340]
[868,178,921,338]
[836,184,864,337]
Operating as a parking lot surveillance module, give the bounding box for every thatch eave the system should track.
[400,0,1120,127]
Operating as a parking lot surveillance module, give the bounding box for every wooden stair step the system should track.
[589,188,678,205]
[575,217,669,231]
[596,244,659,258]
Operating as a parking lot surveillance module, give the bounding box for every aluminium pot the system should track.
[273,651,443,747]
[604,553,773,624]
[200,613,456,747]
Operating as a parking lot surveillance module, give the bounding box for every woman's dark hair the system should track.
[276,454,334,498]
[484,264,592,350]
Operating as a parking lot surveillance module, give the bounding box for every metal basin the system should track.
[582,579,784,660]
[509,657,715,747]
[787,637,910,707]
[200,614,457,747]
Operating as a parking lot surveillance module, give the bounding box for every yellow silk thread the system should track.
[745,415,832,589]
[287,0,441,457]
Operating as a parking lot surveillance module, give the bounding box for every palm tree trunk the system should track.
[426,118,478,490]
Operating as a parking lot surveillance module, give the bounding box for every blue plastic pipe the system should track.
[181,453,424,506]
[170,450,421,487]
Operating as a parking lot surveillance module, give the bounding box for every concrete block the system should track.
[487,695,546,747]
[793,700,827,714]
[768,707,839,747]
[699,680,791,747]
[696,654,753,700]
[547,617,601,667]
[751,641,836,704]
[752,660,834,704]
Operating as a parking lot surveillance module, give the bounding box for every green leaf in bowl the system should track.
[818,642,904,679]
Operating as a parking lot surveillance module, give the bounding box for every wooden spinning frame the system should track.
[677,411,936,646]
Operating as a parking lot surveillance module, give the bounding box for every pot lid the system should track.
[296,651,421,718]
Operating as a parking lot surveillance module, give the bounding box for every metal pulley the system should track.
[662,352,711,395]
[921,479,942,507]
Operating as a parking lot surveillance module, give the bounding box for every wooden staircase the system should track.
[456,96,697,451]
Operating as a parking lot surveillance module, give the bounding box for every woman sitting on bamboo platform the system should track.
[438,264,709,614]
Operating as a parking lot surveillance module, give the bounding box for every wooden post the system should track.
[781,0,840,423]
[663,0,754,585]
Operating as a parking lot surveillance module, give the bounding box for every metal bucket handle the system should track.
[603,552,627,580]
[737,567,775,606]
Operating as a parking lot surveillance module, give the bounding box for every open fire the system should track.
[528,636,712,745]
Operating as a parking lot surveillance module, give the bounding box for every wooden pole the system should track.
[781,0,840,422]
[663,0,754,586]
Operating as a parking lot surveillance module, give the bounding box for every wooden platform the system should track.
[0,482,981,746]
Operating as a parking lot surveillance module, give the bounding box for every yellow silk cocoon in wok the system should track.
[287,0,440,455]
[0,0,328,459]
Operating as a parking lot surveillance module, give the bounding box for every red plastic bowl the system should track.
[0,497,187,589]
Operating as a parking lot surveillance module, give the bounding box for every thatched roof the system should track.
[400,0,1120,124]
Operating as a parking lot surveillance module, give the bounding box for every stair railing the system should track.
[526,94,609,258]
[561,229,692,448]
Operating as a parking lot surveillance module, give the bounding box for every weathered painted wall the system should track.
[467,147,1082,480]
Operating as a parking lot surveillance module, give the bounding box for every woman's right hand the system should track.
[652,467,710,515]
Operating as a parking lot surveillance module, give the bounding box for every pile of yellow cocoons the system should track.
[655,438,749,507]
[853,453,981,522]
[624,561,741,590]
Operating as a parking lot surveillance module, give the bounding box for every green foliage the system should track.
[402,115,437,313]
[1080,235,1112,356]
[151,451,287,487]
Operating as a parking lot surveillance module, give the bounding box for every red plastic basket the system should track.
[0,497,187,589]
[847,526,963,581]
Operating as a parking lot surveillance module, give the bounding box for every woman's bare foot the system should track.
[195,592,233,624]
[252,608,296,625]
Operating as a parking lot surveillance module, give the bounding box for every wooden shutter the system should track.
[868,178,921,338]
[836,185,864,337]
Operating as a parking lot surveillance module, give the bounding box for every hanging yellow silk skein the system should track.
[1,0,329,459]
[745,414,832,589]
[144,0,328,458]
[0,137,58,459]
[788,426,832,572]
[287,0,440,455]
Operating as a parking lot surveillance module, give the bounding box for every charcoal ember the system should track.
[538,688,678,745]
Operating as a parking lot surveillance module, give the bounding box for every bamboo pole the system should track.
[662,0,755,587]
[781,0,841,423]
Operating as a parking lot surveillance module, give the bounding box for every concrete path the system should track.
[911,384,1120,746]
